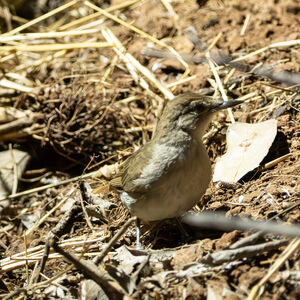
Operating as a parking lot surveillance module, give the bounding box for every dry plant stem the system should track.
[202,240,288,265]
[0,171,97,203]
[85,0,190,79]
[79,182,93,231]
[0,115,38,136]
[167,75,197,88]
[35,204,81,283]
[240,14,251,36]
[25,192,73,237]
[101,28,167,119]
[50,240,125,299]
[258,153,292,171]
[0,236,107,273]
[35,243,51,284]
[23,234,30,285]
[1,0,80,36]
[2,288,27,300]
[93,217,137,264]
[16,49,67,72]
[233,39,300,63]
[0,78,34,93]
[59,0,140,30]
[0,29,102,42]
[9,144,18,194]
[248,238,300,300]
[102,28,173,100]
[236,85,297,103]
[141,47,206,64]
[206,52,235,123]
[0,42,111,53]
[230,231,262,250]
[207,32,222,51]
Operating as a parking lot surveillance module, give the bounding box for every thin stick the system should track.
[207,32,222,51]
[9,144,18,194]
[1,0,80,36]
[25,191,73,237]
[23,233,30,285]
[206,52,235,123]
[0,42,111,53]
[0,78,34,92]
[0,171,97,202]
[84,0,190,79]
[102,28,173,100]
[233,39,300,63]
[240,14,251,36]
[94,217,137,264]
[248,238,300,300]
[51,240,125,298]
[167,75,197,88]
[0,29,102,42]
[258,153,292,172]
[59,0,140,31]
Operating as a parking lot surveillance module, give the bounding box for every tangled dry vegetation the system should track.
[0,0,299,299]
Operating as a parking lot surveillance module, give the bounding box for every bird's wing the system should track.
[110,143,153,194]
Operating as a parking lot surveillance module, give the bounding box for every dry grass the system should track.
[0,0,299,299]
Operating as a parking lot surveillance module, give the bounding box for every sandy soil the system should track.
[0,0,299,299]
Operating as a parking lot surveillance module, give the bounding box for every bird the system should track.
[110,93,242,245]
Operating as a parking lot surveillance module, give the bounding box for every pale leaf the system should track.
[213,120,278,183]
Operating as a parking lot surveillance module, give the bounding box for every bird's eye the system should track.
[190,101,204,111]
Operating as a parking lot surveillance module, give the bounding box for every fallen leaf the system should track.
[213,120,277,182]
[0,149,30,198]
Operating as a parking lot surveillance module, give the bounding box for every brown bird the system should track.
[110,93,241,244]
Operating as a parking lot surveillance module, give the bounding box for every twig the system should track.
[258,153,292,172]
[206,52,235,123]
[0,42,111,53]
[79,182,94,231]
[50,240,126,299]
[248,238,300,300]
[141,47,206,64]
[59,0,140,31]
[35,203,81,283]
[233,39,300,63]
[25,189,75,237]
[202,240,288,265]
[0,171,97,203]
[1,0,80,36]
[102,28,173,100]
[8,144,18,195]
[240,14,251,36]
[85,0,190,79]
[0,29,102,42]
[94,217,137,264]
[230,231,262,250]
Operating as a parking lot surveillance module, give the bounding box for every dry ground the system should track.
[0,0,299,299]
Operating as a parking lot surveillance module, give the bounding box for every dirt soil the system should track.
[0,0,299,299]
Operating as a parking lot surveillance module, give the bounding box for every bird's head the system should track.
[155,92,242,138]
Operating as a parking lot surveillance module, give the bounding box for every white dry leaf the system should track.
[213,119,278,183]
[0,149,30,198]
[80,279,109,300]
[0,107,31,124]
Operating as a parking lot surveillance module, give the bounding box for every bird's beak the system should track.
[211,99,243,112]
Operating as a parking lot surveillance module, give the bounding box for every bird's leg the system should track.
[136,218,142,249]
[175,217,189,239]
